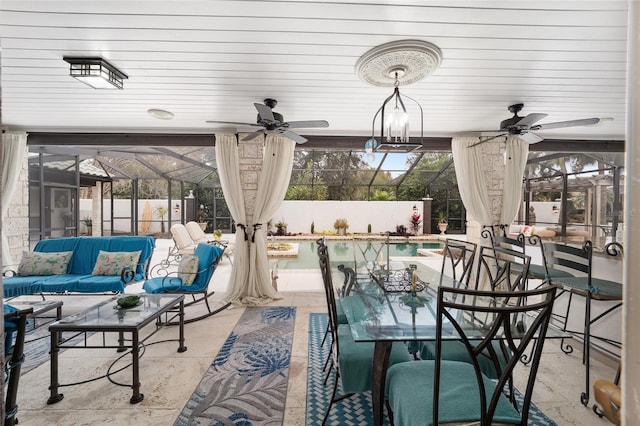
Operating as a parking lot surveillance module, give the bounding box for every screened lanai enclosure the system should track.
[26,134,625,247]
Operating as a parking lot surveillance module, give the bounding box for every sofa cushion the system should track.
[17,251,73,276]
[178,255,199,285]
[92,250,142,276]
[34,236,155,280]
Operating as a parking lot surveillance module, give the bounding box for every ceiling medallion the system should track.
[355,40,442,87]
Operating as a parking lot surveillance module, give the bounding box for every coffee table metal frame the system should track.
[3,298,63,336]
[46,294,186,404]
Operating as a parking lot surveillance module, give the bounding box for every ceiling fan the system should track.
[468,103,606,148]
[206,98,329,144]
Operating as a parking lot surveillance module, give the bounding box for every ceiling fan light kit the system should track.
[63,57,128,89]
[356,40,442,153]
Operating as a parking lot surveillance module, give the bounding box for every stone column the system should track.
[465,140,508,246]
[5,144,30,261]
[237,133,264,232]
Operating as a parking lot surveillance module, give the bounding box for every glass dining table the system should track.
[339,260,568,426]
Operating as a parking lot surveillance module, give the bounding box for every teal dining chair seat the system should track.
[386,285,557,426]
[418,340,508,380]
[386,360,522,426]
[337,324,410,393]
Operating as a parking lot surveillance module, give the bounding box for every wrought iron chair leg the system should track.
[322,369,340,426]
[581,293,592,406]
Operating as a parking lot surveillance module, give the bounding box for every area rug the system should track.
[305,313,558,426]
[175,306,296,426]
[15,318,88,376]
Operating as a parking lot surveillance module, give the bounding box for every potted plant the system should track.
[82,217,93,235]
[155,205,168,233]
[333,218,349,236]
[409,206,422,235]
[275,219,287,236]
[213,229,223,241]
[437,211,448,235]
[197,206,208,231]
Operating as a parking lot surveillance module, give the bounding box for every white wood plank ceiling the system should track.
[0,1,628,142]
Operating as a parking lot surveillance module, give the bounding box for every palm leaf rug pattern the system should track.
[175,306,296,426]
[305,313,557,426]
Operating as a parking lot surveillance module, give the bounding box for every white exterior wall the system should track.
[271,200,423,234]
[81,199,427,235]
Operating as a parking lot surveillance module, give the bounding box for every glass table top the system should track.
[341,263,568,342]
[51,294,183,329]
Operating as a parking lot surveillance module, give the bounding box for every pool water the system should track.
[270,240,443,269]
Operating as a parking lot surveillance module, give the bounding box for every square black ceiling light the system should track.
[63,57,128,89]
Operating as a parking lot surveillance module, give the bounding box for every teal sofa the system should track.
[3,236,155,298]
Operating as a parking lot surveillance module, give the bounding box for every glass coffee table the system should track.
[3,299,63,335]
[47,293,186,405]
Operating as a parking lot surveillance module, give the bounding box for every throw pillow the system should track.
[92,250,142,276]
[17,251,73,276]
[178,255,199,285]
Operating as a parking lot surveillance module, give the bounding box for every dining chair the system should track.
[439,238,477,288]
[385,284,557,426]
[317,240,411,425]
[538,240,622,406]
[420,245,532,377]
[482,228,549,286]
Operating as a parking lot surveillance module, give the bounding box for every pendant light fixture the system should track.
[356,40,441,153]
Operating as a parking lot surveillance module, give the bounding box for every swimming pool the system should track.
[269,240,443,269]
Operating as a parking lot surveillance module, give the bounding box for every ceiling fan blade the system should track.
[286,120,329,129]
[241,130,264,141]
[468,133,507,148]
[277,129,308,144]
[254,103,275,122]
[518,132,544,144]
[206,120,263,127]
[514,113,548,127]
[532,117,600,131]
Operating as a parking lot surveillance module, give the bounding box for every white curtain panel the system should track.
[214,134,250,303]
[451,137,493,226]
[500,138,529,225]
[2,131,28,267]
[244,134,295,304]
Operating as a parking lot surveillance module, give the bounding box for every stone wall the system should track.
[4,145,30,265]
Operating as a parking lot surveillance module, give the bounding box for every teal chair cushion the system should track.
[3,304,19,356]
[337,324,411,393]
[143,243,223,294]
[418,340,507,380]
[385,359,522,426]
[338,295,374,325]
[336,299,347,324]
